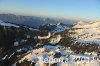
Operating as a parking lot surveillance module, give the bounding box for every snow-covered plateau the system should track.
[69,21,100,45]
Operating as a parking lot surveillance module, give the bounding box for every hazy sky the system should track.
[0,0,100,20]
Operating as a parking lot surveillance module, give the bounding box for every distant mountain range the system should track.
[0,14,77,28]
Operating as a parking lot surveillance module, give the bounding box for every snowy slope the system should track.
[18,44,100,66]
[51,23,69,34]
[39,23,69,34]
[0,22,19,27]
[73,21,100,28]
[69,21,100,45]
[0,20,19,28]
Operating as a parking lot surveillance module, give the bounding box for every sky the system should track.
[0,0,100,20]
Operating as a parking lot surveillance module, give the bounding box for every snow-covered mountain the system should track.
[69,21,100,45]
[39,23,70,34]
[0,20,100,66]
